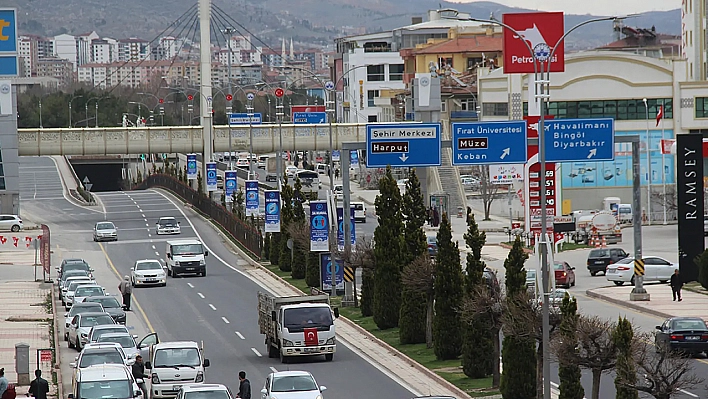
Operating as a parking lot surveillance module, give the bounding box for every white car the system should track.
[236,158,250,168]
[333,184,343,200]
[352,202,366,222]
[87,324,132,344]
[93,221,118,242]
[286,165,298,178]
[131,259,167,287]
[65,280,99,310]
[156,217,181,235]
[261,371,326,399]
[606,256,678,286]
[61,276,95,304]
[72,285,107,306]
[64,302,105,341]
[68,312,116,351]
[70,343,130,369]
[0,214,23,232]
[96,333,140,361]
[257,155,269,169]
[177,384,235,399]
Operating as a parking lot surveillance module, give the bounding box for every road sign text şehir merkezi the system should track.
[370,129,436,138]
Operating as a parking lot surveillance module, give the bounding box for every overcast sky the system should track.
[455,0,681,16]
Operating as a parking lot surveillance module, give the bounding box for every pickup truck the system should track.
[258,292,339,363]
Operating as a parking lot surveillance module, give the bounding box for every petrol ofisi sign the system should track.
[502,12,565,74]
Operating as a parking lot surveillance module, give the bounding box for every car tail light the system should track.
[617,266,630,271]
[670,334,683,341]
[151,373,160,384]
[18,219,22,224]
[608,260,614,265]
[701,334,708,340]
[562,272,567,277]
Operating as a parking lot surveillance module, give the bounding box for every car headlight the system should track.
[325,337,335,345]
[151,373,160,384]
[283,339,294,347]
[195,371,204,383]
[81,333,87,338]
[316,395,323,399]
[200,259,206,265]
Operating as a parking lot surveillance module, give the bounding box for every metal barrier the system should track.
[136,174,263,259]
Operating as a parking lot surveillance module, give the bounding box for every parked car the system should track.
[72,285,107,306]
[83,296,126,325]
[96,333,140,361]
[178,384,235,399]
[537,288,569,311]
[606,256,678,286]
[64,302,105,341]
[655,317,708,355]
[526,269,537,291]
[261,371,326,399]
[65,281,99,310]
[0,214,23,232]
[93,221,118,242]
[58,258,92,280]
[87,324,132,344]
[586,247,629,276]
[70,343,130,369]
[60,275,95,303]
[67,312,116,350]
[426,235,438,257]
[553,261,576,288]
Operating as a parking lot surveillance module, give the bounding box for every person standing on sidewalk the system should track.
[119,275,133,310]
[236,371,251,399]
[26,370,49,399]
[670,269,683,301]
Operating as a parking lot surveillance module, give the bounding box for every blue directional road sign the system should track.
[293,112,327,124]
[451,121,527,165]
[229,113,262,124]
[366,123,441,168]
[0,9,18,77]
[543,118,615,162]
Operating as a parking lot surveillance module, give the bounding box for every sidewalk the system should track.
[586,284,708,320]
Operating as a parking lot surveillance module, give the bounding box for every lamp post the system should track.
[39,98,43,129]
[642,98,652,225]
[223,27,236,169]
[69,94,84,128]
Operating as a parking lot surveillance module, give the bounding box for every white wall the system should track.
[344,48,405,123]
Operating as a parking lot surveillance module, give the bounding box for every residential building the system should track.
[259,47,285,67]
[76,32,99,67]
[91,38,117,64]
[681,0,708,80]
[35,57,73,87]
[117,38,151,62]
[597,22,682,60]
[53,34,77,68]
[18,35,40,77]
[37,37,54,59]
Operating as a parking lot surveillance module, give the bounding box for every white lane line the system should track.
[151,245,156,250]
[197,292,204,299]
[251,348,262,357]
[145,223,149,227]
[187,283,194,288]
[269,367,278,373]
[208,304,217,311]
[235,332,245,340]
[148,234,152,237]
[221,317,230,324]
[142,214,145,218]
[154,251,159,256]
[680,390,699,398]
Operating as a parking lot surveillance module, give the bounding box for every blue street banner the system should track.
[336,207,356,251]
[264,190,281,233]
[245,180,259,217]
[332,150,341,162]
[206,162,218,192]
[224,170,237,201]
[310,201,329,251]
[186,154,197,179]
[319,253,344,291]
[350,150,359,166]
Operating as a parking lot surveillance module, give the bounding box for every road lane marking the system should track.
[97,242,155,332]
[235,332,245,340]
[269,367,278,373]
[197,293,205,299]
[221,317,230,324]
[187,283,194,288]
[208,304,216,311]
[251,348,262,357]
[145,223,149,227]
[141,214,146,218]
[154,251,159,256]
[148,234,152,237]
[151,245,156,250]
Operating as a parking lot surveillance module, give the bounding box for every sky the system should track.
[455,0,681,16]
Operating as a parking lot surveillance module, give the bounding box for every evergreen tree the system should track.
[500,334,537,398]
[505,236,529,298]
[306,250,320,288]
[373,166,405,329]
[197,172,204,196]
[399,169,427,344]
[462,214,494,378]
[291,178,307,279]
[360,267,374,317]
[559,293,585,399]
[263,233,271,260]
[433,213,464,360]
[269,233,281,265]
[278,183,294,272]
[613,317,639,399]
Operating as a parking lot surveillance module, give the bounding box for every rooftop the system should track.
[413,36,502,55]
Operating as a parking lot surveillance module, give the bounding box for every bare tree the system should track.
[474,166,500,221]
[401,254,435,348]
[333,235,376,307]
[286,221,309,249]
[552,316,618,399]
[459,284,505,388]
[616,337,705,399]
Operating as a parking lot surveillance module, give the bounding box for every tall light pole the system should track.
[198,0,214,194]
[38,98,43,129]
[643,98,652,225]
[224,28,236,169]
[69,94,83,128]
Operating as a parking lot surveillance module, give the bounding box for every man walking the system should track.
[131,356,149,398]
[670,269,683,302]
[119,275,133,311]
[26,370,49,399]
[236,371,251,399]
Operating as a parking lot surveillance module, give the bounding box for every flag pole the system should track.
[661,101,667,225]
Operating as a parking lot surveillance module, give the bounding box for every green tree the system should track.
[197,172,204,196]
[462,214,494,378]
[559,293,585,399]
[613,317,638,399]
[235,189,245,219]
[399,169,427,344]
[290,178,307,279]
[373,167,405,329]
[263,233,271,260]
[360,268,374,317]
[694,249,708,289]
[306,250,320,288]
[433,213,464,360]
[505,236,529,297]
[278,183,295,272]
[269,233,281,265]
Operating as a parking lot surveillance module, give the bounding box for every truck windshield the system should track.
[283,307,333,328]
[172,244,203,255]
[154,348,201,368]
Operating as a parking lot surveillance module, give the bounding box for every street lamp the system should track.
[69,94,84,128]
[643,98,652,225]
[86,96,107,128]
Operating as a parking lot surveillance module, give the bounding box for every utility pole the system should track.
[198,0,214,193]
[223,27,236,170]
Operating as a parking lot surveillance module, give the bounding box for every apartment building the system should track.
[35,57,73,87]
[117,38,151,62]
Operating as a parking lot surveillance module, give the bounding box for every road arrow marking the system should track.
[587,149,597,159]
[500,148,510,160]
[399,154,409,162]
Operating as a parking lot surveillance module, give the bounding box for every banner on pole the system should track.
[310,201,329,251]
[319,253,344,291]
[187,154,198,179]
[245,180,259,216]
[264,190,281,233]
[336,207,356,251]
[225,170,237,201]
[206,163,218,192]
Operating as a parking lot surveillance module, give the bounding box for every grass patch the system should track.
[558,242,591,252]
[683,281,708,296]
[263,263,310,294]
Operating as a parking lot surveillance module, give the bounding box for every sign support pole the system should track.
[630,138,649,300]
[342,145,353,302]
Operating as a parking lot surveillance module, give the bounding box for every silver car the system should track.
[64,302,104,341]
[72,285,106,306]
[131,259,167,287]
[68,312,115,351]
[93,221,118,242]
[65,280,98,310]
[61,276,95,304]
[96,333,140,361]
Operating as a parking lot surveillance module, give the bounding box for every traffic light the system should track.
[225,94,233,101]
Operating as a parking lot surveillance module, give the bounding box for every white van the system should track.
[165,239,208,277]
[144,341,211,399]
[316,163,329,175]
[352,202,366,222]
[69,364,143,399]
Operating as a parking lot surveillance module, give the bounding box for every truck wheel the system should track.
[324,354,333,362]
[201,270,207,277]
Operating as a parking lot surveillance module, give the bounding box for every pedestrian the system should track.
[670,269,683,301]
[131,356,149,398]
[26,370,49,399]
[118,275,133,311]
[433,208,440,227]
[236,371,251,399]
[466,207,472,225]
[0,368,8,399]
[335,167,340,180]
[427,207,433,226]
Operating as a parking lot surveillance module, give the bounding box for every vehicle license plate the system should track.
[186,267,195,271]
[172,385,182,391]
[686,336,700,340]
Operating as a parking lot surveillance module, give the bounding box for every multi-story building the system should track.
[682,0,708,80]
[91,38,118,64]
[18,35,40,77]
[53,34,77,68]
[76,32,99,67]
[294,49,329,72]
[35,57,73,87]
[598,23,682,60]
[117,38,151,62]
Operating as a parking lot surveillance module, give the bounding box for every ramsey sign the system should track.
[502,12,565,74]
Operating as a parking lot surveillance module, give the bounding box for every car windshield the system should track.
[589,249,610,257]
[75,287,104,297]
[69,305,103,316]
[65,278,92,289]
[184,391,231,399]
[78,380,131,398]
[159,219,177,227]
[136,261,162,271]
[283,307,333,328]
[153,348,201,368]
[63,271,89,281]
[79,351,124,367]
[353,203,364,210]
[98,336,136,348]
[87,297,121,309]
[172,244,203,255]
[553,263,564,270]
[427,236,436,244]
[69,281,92,291]
[65,263,90,273]
[93,328,127,340]
[671,319,708,331]
[80,315,114,327]
[96,222,115,230]
[550,290,567,299]
[271,375,318,392]
[619,208,631,214]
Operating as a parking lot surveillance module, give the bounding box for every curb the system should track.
[499,242,534,254]
[51,283,63,399]
[585,289,672,319]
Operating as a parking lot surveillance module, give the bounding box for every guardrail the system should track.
[135,174,263,259]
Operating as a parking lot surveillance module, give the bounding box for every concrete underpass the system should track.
[68,157,127,192]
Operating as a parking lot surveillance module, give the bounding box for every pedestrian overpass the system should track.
[17,123,369,156]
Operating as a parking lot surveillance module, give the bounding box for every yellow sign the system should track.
[633,258,645,276]
[562,199,572,215]
[0,20,10,41]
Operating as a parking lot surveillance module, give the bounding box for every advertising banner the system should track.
[187,154,198,179]
[336,207,356,251]
[206,162,218,192]
[225,170,237,201]
[319,253,344,291]
[677,134,704,281]
[502,12,565,74]
[309,201,329,251]
[351,150,359,166]
[489,164,524,184]
[264,190,281,233]
[245,180,259,217]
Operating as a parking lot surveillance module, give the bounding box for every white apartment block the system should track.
[76,32,99,67]
[218,48,241,66]
[117,38,151,62]
[53,34,77,68]
[91,38,118,64]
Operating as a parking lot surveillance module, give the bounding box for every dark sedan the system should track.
[655,317,708,355]
[83,296,126,325]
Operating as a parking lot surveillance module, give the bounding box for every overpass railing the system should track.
[135,174,263,259]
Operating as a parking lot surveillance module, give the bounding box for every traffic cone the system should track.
[601,236,607,248]
[595,236,601,248]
